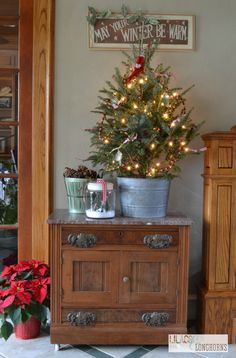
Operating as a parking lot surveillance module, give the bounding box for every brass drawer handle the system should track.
[67,311,96,326]
[142,312,169,326]
[67,232,97,248]
[143,234,173,249]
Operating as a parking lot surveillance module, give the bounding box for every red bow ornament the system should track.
[126,54,145,83]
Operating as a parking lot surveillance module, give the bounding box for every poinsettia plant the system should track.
[0,260,50,340]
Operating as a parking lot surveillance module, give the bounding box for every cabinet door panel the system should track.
[120,251,178,305]
[62,250,119,305]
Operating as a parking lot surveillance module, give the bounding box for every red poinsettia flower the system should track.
[14,260,33,272]
[31,262,49,277]
[0,295,15,313]
[1,265,15,278]
[0,288,7,298]
[10,272,17,280]
[14,296,26,309]
[0,259,50,341]
[2,281,32,305]
[0,279,8,294]
[28,277,50,303]
[14,260,49,277]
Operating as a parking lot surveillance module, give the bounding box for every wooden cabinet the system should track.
[49,210,191,345]
[198,128,236,343]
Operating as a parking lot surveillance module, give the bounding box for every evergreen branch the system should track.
[121,4,129,17]
[180,84,195,96]
[114,67,125,89]
[105,80,118,92]
[90,110,105,114]
[86,5,160,26]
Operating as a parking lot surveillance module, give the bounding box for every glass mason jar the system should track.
[85,181,115,219]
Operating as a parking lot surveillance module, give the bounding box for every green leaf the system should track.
[1,320,13,340]
[4,304,17,316]
[159,120,170,134]
[21,310,31,323]
[121,4,129,17]
[127,15,139,24]
[88,6,96,14]
[22,269,33,280]
[107,9,112,17]
[148,17,159,25]
[0,313,5,324]
[38,305,48,323]
[11,307,22,325]
[100,10,111,18]
[27,303,39,317]
[86,14,97,26]
[27,302,48,322]
[0,276,6,284]
[100,10,107,18]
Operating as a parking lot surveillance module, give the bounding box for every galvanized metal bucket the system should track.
[64,178,89,213]
[117,177,171,218]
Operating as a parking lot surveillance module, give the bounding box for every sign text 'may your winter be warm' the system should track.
[89,14,195,50]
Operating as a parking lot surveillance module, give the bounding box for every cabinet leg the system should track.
[54,344,61,351]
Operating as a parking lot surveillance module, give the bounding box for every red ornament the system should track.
[126,54,145,83]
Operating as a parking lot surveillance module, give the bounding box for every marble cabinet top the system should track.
[48,209,192,226]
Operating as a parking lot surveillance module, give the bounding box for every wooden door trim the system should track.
[18,0,33,259]
[31,0,55,262]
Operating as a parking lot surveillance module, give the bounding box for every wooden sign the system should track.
[89,14,195,51]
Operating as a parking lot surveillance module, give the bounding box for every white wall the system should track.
[54,0,236,290]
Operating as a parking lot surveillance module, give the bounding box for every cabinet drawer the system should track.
[62,227,179,248]
[62,308,176,325]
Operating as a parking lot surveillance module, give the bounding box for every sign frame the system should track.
[88,14,195,51]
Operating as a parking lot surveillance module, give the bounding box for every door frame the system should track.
[18,0,54,262]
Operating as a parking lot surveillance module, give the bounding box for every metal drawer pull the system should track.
[122,276,130,283]
[143,234,173,249]
[67,311,96,326]
[67,233,97,248]
[142,312,169,326]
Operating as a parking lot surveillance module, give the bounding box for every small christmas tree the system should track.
[87,43,202,178]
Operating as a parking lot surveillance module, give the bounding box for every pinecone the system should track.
[63,165,98,179]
